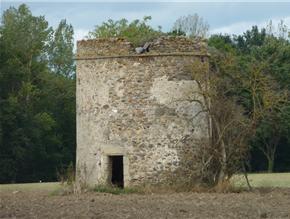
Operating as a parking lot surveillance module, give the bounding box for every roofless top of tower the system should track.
[76,36,209,60]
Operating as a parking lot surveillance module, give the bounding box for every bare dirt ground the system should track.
[1,188,290,219]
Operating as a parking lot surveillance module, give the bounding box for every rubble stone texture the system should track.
[76,36,210,187]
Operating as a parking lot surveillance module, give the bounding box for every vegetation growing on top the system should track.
[88,16,163,46]
[87,14,210,46]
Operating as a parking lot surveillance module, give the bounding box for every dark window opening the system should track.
[110,156,124,188]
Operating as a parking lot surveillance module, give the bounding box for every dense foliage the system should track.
[0,4,75,183]
[208,25,290,173]
[0,4,289,183]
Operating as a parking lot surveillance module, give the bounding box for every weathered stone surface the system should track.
[76,36,208,58]
[76,37,209,187]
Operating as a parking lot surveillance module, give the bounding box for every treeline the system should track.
[0,4,75,183]
[0,4,289,183]
[208,26,290,173]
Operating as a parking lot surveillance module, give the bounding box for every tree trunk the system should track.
[243,162,252,191]
[267,158,274,173]
[218,140,227,183]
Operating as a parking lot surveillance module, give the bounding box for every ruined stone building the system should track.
[76,37,209,187]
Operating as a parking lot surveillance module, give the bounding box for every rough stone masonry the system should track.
[76,36,210,187]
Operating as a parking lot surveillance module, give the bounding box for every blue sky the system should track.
[1,1,290,43]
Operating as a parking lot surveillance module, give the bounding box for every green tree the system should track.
[48,19,75,78]
[0,4,76,183]
[209,25,290,173]
[236,25,290,172]
[0,4,52,182]
[208,34,236,53]
[234,26,267,53]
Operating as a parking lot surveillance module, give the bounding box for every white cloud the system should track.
[73,28,89,51]
[211,16,290,35]
[74,28,89,41]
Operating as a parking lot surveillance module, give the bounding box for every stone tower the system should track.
[76,37,209,187]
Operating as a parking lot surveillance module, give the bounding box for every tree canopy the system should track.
[209,24,290,173]
[0,4,75,183]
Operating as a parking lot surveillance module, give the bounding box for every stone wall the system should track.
[76,36,209,187]
[76,36,208,58]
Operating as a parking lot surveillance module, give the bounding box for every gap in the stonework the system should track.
[110,155,124,188]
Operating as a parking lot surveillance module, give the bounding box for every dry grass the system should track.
[0,182,61,192]
[0,173,289,194]
[232,172,290,188]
